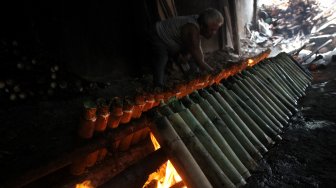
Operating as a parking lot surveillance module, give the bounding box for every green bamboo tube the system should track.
[199,89,268,154]
[244,71,297,113]
[185,102,251,178]
[276,57,311,86]
[277,52,312,79]
[175,107,246,186]
[267,62,304,97]
[239,77,289,121]
[234,74,290,120]
[259,63,299,100]
[221,83,283,134]
[241,74,291,118]
[251,67,298,107]
[256,67,298,102]
[188,92,263,161]
[168,112,235,188]
[261,62,301,99]
[217,84,282,137]
[181,97,258,171]
[278,53,312,81]
[271,62,306,93]
[231,82,287,128]
[235,80,288,126]
[209,87,273,147]
[273,62,308,91]
[150,113,212,188]
[242,71,293,117]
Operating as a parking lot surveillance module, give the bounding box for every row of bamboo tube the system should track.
[77,51,272,139]
[150,52,312,188]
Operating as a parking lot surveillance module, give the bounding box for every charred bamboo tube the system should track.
[234,74,289,120]
[182,96,258,170]
[150,113,212,188]
[234,80,288,126]
[267,62,304,97]
[272,63,306,96]
[208,87,273,147]
[259,63,299,100]
[178,101,251,179]
[240,74,291,118]
[217,85,281,137]
[244,71,297,113]
[189,92,262,160]
[167,112,235,188]
[170,104,246,186]
[199,90,268,154]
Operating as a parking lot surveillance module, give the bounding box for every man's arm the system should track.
[181,23,214,72]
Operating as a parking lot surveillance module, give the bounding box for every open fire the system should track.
[142,133,185,188]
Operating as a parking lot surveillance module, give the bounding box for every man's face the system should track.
[200,21,223,39]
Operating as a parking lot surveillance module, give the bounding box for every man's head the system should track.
[198,8,224,39]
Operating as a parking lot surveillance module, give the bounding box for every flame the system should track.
[75,180,94,188]
[143,133,185,188]
[247,59,255,67]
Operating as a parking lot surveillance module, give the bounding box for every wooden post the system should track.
[228,0,241,55]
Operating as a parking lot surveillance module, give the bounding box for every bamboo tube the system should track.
[119,133,134,151]
[227,90,282,140]
[278,53,312,81]
[276,58,310,88]
[173,106,246,186]
[149,113,212,188]
[210,87,274,146]
[69,156,87,176]
[238,78,290,122]
[244,71,297,113]
[186,102,251,178]
[258,64,299,100]
[278,52,312,80]
[231,82,287,128]
[270,63,306,94]
[250,67,297,105]
[181,96,258,170]
[170,100,250,178]
[168,112,235,188]
[189,92,262,160]
[130,129,145,145]
[217,85,281,137]
[273,60,308,90]
[97,148,108,162]
[266,62,304,97]
[200,89,268,154]
[85,150,99,167]
[243,74,292,118]
[254,66,297,103]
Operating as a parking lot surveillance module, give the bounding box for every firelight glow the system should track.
[75,180,94,188]
[142,133,185,188]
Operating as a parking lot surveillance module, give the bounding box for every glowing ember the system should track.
[247,59,255,67]
[143,134,185,188]
[75,180,94,188]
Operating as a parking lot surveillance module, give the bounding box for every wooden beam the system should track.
[229,0,241,55]
[99,148,168,188]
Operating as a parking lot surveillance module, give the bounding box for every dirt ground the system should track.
[244,60,336,187]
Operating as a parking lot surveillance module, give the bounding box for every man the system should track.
[149,8,224,87]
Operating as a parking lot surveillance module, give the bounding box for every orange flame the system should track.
[75,180,94,188]
[143,134,185,188]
